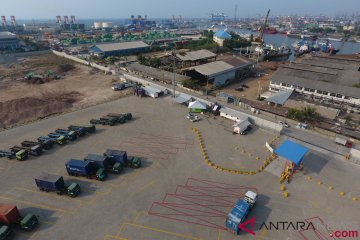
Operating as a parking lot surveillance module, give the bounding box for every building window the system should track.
[304,88,310,92]
[330,93,336,97]
[344,96,350,100]
[322,91,328,95]
[309,89,315,92]
[297,86,302,90]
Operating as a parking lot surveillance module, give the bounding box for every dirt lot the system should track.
[214,61,279,101]
[0,53,131,128]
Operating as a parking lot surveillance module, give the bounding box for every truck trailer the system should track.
[21,140,53,150]
[84,154,122,174]
[65,159,106,181]
[225,191,257,235]
[104,149,141,168]
[0,150,15,160]
[68,125,96,134]
[53,130,77,141]
[66,126,86,137]
[10,145,42,157]
[35,173,81,198]
[107,113,132,121]
[40,135,67,145]
[335,136,353,148]
[0,204,38,231]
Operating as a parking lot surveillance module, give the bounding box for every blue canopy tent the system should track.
[275,140,308,182]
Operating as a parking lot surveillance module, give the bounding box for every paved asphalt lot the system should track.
[0,95,359,240]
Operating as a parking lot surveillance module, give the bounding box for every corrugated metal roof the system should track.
[266,89,294,105]
[193,61,234,77]
[275,140,308,166]
[220,107,248,120]
[176,49,216,61]
[94,41,149,52]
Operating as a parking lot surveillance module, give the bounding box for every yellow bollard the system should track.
[317,181,322,185]
[307,176,312,180]
[255,157,259,160]
[339,192,345,197]
[280,185,285,191]
[250,171,256,175]
[328,186,333,191]
[352,197,358,202]
[283,191,289,198]
[244,171,249,175]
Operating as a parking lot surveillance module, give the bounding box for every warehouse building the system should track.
[184,56,253,88]
[89,41,149,57]
[269,56,360,107]
[0,32,20,50]
[176,49,217,67]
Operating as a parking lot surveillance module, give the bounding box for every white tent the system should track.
[188,100,207,110]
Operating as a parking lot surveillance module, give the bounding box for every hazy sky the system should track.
[1,0,359,19]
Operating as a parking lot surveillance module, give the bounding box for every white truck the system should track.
[335,135,353,148]
[244,190,257,207]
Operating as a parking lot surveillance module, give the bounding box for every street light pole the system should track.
[172,48,176,98]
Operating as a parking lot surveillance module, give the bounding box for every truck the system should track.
[84,154,122,174]
[0,150,15,160]
[65,159,106,181]
[225,191,257,235]
[10,145,42,157]
[106,114,126,124]
[68,125,96,134]
[54,129,77,141]
[20,141,44,153]
[35,173,81,198]
[108,113,132,121]
[22,140,53,150]
[335,135,353,148]
[66,126,86,137]
[38,135,66,145]
[0,224,12,240]
[104,149,141,168]
[10,149,28,161]
[48,133,69,144]
[90,117,116,126]
[0,204,38,231]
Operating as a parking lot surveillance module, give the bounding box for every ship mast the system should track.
[259,9,270,43]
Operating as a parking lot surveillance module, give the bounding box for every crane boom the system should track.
[259,9,270,43]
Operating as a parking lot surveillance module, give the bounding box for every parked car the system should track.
[278,121,289,128]
[240,126,252,135]
[296,123,308,129]
[189,116,200,122]
[186,113,194,119]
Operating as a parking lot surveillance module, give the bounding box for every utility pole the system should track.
[234,4,238,22]
[172,48,176,98]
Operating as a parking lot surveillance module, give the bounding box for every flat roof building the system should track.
[0,32,20,50]
[89,41,150,57]
[269,56,360,107]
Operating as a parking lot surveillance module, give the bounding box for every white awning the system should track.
[188,100,207,109]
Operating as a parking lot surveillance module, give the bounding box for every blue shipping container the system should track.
[225,199,250,235]
[84,154,110,169]
[104,149,128,166]
[35,173,65,191]
[66,159,92,175]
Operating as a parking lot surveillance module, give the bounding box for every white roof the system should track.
[220,108,248,120]
[245,191,257,200]
[143,86,161,94]
[233,119,251,131]
[188,100,207,109]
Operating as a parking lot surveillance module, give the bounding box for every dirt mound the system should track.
[0,90,81,128]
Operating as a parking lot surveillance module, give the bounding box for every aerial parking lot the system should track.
[0,95,359,240]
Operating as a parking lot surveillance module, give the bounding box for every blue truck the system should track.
[35,173,81,198]
[84,154,122,174]
[65,159,106,181]
[104,149,141,169]
[225,191,257,235]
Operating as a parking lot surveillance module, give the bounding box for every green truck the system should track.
[35,174,81,198]
[68,125,96,134]
[0,225,12,240]
[0,204,38,232]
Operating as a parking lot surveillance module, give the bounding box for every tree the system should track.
[287,106,320,124]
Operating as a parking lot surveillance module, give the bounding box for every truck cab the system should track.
[54,130,77,141]
[47,134,67,145]
[67,183,81,198]
[244,191,257,207]
[15,150,28,161]
[0,225,12,240]
[67,126,86,137]
[96,168,106,181]
[128,156,142,168]
[19,214,38,231]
